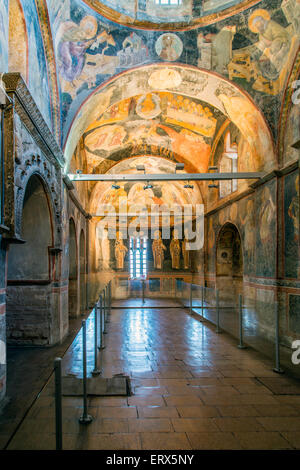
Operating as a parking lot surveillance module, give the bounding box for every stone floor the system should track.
[4,300,300,450]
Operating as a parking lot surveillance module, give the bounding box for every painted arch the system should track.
[64,64,276,174]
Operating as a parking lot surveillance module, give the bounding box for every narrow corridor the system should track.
[5,301,300,450]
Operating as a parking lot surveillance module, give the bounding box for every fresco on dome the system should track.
[44,0,299,143]
[19,0,52,129]
[82,92,218,173]
[155,34,183,62]
[91,156,202,215]
[0,0,8,73]
[98,181,195,211]
[82,0,258,25]
[284,171,299,279]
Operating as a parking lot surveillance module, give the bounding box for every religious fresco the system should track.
[96,180,199,212]
[255,180,277,278]
[83,92,217,173]
[95,224,195,273]
[155,34,183,62]
[284,171,299,279]
[18,0,52,129]
[81,0,260,28]
[289,294,300,334]
[283,100,300,166]
[89,156,202,216]
[0,0,8,73]
[41,0,299,144]
[64,64,275,172]
[238,197,255,274]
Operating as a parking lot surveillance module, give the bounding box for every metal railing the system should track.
[54,280,112,450]
[178,282,284,376]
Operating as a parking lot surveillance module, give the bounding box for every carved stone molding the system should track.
[2,73,64,169]
[1,75,63,244]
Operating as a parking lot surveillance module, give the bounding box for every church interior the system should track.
[0,0,300,451]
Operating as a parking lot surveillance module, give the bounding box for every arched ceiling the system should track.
[66,64,276,174]
[81,0,261,30]
[89,156,203,216]
[9,1,299,150]
[82,91,224,175]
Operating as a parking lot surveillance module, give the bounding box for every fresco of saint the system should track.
[152,230,166,270]
[170,230,181,270]
[115,232,128,270]
[258,185,276,264]
[288,175,299,244]
[182,235,190,270]
[248,9,290,81]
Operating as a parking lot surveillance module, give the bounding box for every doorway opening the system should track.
[216,222,243,307]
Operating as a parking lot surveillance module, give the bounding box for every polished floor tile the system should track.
[4,299,300,450]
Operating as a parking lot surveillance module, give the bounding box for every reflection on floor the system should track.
[3,299,300,450]
[0,313,91,450]
[112,298,182,308]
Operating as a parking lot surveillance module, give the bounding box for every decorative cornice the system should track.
[3,73,64,169]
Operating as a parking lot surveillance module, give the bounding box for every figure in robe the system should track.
[259,186,276,260]
[101,229,111,270]
[248,10,290,81]
[288,175,299,243]
[182,237,190,270]
[152,230,166,270]
[170,230,181,270]
[240,199,255,268]
[160,35,178,62]
[57,16,99,83]
[115,232,127,270]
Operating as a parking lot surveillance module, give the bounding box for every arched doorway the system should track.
[68,218,78,318]
[216,223,243,307]
[6,175,53,344]
[79,229,86,314]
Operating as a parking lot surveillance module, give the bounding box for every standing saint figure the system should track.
[152,230,166,270]
[259,186,276,260]
[115,232,127,270]
[101,228,111,270]
[182,236,190,270]
[170,229,181,270]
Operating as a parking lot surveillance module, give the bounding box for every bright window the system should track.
[155,0,182,5]
[130,238,147,279]
[219,132,238,198]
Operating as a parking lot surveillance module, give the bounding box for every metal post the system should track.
[189,283,193,315]
[216,289,221,333]
[238,294,246,349]
[201,286,204,321]
[105,285,110,323]
[98,295,105,350]
[103,289,108,334]
[92,304,101,376]
[54,358,63,450]
[79,320,93,424]
[142,279,145,304]
[109,281,112,315]
[273,301,284,374]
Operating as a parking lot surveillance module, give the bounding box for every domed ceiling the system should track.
[82,0,261,30]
